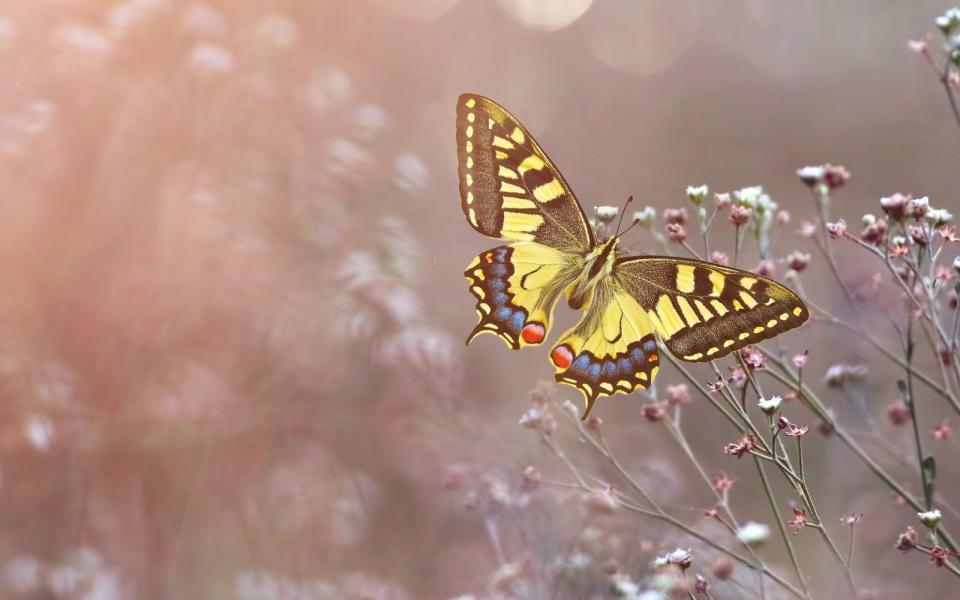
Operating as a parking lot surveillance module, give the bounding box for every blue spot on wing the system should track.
[571,354,590,373]
[509,310,526,333]
[630,347,646,365]
[492,292,510,306]
[586,363,602,381]
[495,306,512,321]
[488,279,506,292]
[490,264,508,277]
[602,360,617,378]
[617,357,632,374]
[643,338,657,353]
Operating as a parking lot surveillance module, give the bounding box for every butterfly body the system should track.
[457,93,809,417]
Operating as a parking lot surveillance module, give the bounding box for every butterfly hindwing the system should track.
[465,242,577,350]
[549,280,660,416]
[614,256,810,362]
[456,94,594,252]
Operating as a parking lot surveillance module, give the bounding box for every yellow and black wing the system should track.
[614,256,809,361]
[465,242,578,350]
[456,94,594,253]
[548,279,661,418]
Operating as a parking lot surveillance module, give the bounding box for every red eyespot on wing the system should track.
[551,344,573,369]
[521,322,545,344]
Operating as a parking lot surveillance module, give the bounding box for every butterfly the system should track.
[456,94,809,418]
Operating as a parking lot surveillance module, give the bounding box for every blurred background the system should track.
[0,0,957,598]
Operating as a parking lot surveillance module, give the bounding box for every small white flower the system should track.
[757,395,782,415]
[918,509,943,528]
[736,521,771,545]
[686,184,708,205]
[937,7,960,33]
[908,196,930,218]
[862,213,876,226]
[518,407,545,429]
[609,572,640,597]
[632,206,657,227]
[596,205,619,224]
[796,165,825,183]
[733,186,764,208]
[927,208,953,226]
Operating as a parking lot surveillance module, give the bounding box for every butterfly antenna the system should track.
[613,195,633,237]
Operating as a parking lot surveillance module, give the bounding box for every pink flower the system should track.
[861,219,887,245]
[792,350,809,369]
[880,193,910,220]
[908,38,929,54]
[933,419,952,441]
[729,205,752,226]
[755,259,776,277]
[787,251,811,272]
[887,400,911,426]
[785,422,809,437]
[664,207,688,225]
[665,223,687,243]
[710,250,729,265]
[840,513,862,526]
[786,507,807,534]
[582,487,618,515]
[825,219,847,238]
[643,401,667,422]
[665,383,691,406]
[520,466,541,492]
[740,347,764,369]
[895,526,918,552]
[931,546,950,567]
[723,435,758,458]
[712,472,737,493]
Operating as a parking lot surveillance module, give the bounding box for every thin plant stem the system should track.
[753,456,810,599]
[762,351,959,552]
[548,406,805,599]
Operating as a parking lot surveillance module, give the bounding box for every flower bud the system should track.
[758,395,782,415]
[786,251,811,272]
[596,205,619,224]
[918,509,942,529]
[632,206,656,227]
[686,184,708,206]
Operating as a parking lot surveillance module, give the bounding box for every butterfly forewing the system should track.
[614,257,810,362]
[456,94,594,252]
